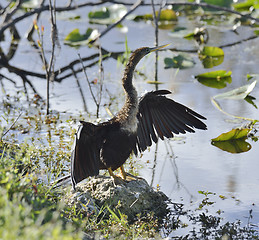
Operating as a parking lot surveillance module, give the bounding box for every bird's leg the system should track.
[108,167,126,185]
[119,166,144,181]
[108,167,115,178]
[119,165,127,180]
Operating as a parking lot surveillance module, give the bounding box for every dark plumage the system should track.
[71,45,207,189]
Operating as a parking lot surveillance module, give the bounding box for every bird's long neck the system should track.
[117,55,139,132]
[122,57,138,105]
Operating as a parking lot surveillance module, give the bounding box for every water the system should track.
[1,1,259,235]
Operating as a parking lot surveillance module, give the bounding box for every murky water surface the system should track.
[1,1,259,234]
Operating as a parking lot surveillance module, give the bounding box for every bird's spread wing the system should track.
[71,121,101,189]
[136,90,207,152]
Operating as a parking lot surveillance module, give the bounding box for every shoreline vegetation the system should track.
[0,107,258,239]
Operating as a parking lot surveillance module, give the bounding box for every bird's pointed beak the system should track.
[150,43,170,52]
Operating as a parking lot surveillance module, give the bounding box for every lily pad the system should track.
[196,70,232,79]
[88,4,127,24]
[199,46,224,57]
[195,70,232,89]
[64,28,98,47]
[211,138,251,153]
[199,46,225,68]
[164,54,195,69]
[212,128,251,141]
[201,56,224,68]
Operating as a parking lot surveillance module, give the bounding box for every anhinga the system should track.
[71,44,207,189]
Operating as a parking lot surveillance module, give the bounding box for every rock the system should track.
[66,175,169,222]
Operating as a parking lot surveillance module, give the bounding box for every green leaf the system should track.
[213,80,257,100]
[245,95,258,108]
[200,46,224,57]
[88,7,110,19]
[64,28,98,46]
[196,70,232,79]
[200,56,224,69]
[159,9,177,21]
[212,128,251,141]
[211,128,252,153]
[184,32,195,39]
[195,70,232,88]
[211,138,251,153]
[88,4,127,24]
[164,54,195,69]
[232,0,259,11]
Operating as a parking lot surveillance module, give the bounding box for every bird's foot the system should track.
[108,167,127,186]
[118,166,143,181]
[108,167,142,186]
[111,175,127,186]
[124,172,144,181]
[117,166,135,181]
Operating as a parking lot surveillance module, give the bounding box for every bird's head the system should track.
[130,44,170,65]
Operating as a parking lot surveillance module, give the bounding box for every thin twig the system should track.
[1,112,22,141]
[78,53,98,109]
[26,0,46,40]
[71,66,88,112]
[0,0,22,25]
[46,0,58,114]
[0,73,17,86]
[96,45,104,118]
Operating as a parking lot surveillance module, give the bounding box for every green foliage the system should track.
[195,70,232,88]
[212,128,252,141]
[199,46,224,57]
[0,144,82,239]
[233,0,259,11]
[211,138,252,153]
[64,28,98,47]
[211,127,254,153]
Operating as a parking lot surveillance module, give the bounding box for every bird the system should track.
[71,44,207,189]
